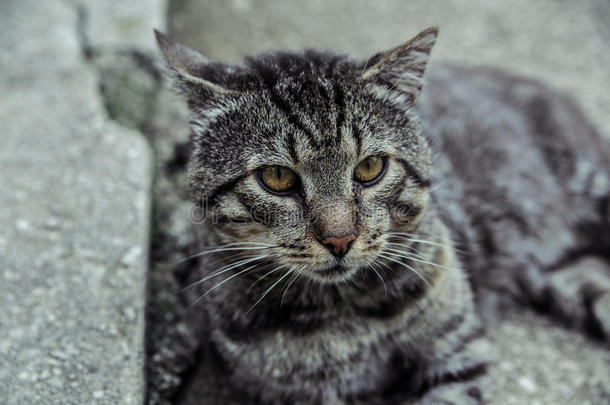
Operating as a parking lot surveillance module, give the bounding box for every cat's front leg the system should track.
[414,381,487,405]
[415,346,491,405]
[411,313,492,405]
[539,255,610,342]
[408,345,491,405]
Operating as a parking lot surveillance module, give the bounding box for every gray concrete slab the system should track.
[78,0,167,53]
[0,0,153,403]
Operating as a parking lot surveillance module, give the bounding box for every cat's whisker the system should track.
[189,261,268,309]
[246,266,282,293]
[191,241,277,251]
[204,249,283,274]
[384,245,437,262]
[387,231,467,252]
[360,55,372,79]
[385,232,447,249]
[182,254,270,292]
[281,266,302,307]
[378,263,399,283]
[385,243,431,259]
[173,242,277,265]
[200,253,272,280]
[199,251,262,273]
[381,248,457,272]
[246,266,295,315]
[375,259,398,276]
[383,242,460,269]
[387,234,466,254]
[378,253,432,288]
[388,237,468,257]
[369,262,388,299]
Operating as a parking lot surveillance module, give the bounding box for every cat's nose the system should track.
[319,232,358,258]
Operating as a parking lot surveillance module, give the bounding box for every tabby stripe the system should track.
[287,132,299,163]
[221,275,429,338]
[386,176,407,207]
[467,386,484,403]
[279,243,306,251]
[362,243,381,252]
[220,304,328,340]
[215,215,252,224]
[235,192,274,226]
[422,362,488,392]
[434,313,465,340]
[207,173,249,206]
[287,253,312,258]
[352,124,362,156]
[313,56,344,146]
[250,60,319,148]
[446,326,487,357]
[396,157,431,188]
[331,74,346,145]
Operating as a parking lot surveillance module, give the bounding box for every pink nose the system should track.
[319,233,357,258]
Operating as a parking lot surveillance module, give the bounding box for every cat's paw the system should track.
[542,256,610,343]
[590,290,610,342]
[414,385,486,405]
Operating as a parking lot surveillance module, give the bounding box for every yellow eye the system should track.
[259,166,298,193]
[354,156,386,184]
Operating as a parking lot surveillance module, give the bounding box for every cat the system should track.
[153,27,610,404]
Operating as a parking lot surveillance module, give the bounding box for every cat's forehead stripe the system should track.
[326,58,346,146]
[246,53,356,153]
[351,124,363,157]
[248,58,319,150]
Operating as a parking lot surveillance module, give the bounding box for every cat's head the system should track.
[156,28,438,283]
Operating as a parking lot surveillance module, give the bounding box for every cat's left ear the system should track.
[154,29,236,100]
[361,27,438,100]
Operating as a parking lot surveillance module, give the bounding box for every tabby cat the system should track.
[154,27,610,404]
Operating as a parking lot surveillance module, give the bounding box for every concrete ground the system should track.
[0,0,164,403]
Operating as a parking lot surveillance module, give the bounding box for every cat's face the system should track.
[156,28,437,283]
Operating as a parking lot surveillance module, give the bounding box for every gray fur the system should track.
[154,28,610,404]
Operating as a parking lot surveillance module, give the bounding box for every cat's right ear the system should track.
[154,29,236,100]
[360,27,438,101]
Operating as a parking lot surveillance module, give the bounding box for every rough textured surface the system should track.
[0,0,153,403]
[485,310,610,404]
[78,0,167,53]
[152,1,610,404]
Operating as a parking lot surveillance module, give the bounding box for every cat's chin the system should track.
[307,264,359,284]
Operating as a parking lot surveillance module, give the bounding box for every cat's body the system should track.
[424,64,610,304]
[154,29,610,404]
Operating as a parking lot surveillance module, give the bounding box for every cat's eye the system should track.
[258,166,299,194]
[354,156,386,184]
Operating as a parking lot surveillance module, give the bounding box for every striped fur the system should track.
[155,27,610,404]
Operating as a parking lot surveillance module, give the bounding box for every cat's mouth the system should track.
[310,264,358,282]
[320,265,351,276]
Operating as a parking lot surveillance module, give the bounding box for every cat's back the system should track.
[418,64,610,292]
[420,64,610,177]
